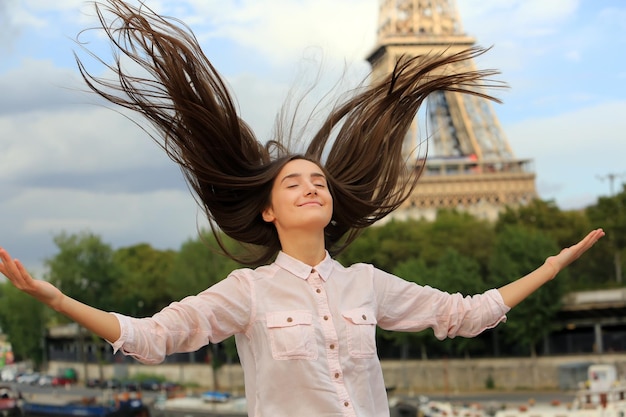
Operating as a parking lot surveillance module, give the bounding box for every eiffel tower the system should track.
[366,0,537,221]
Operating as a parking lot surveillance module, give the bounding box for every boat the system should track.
[152,392,247,417]
[19,389,150,417]
[495,364,626,417]
[200,391,232,403]
[0,385,21,417]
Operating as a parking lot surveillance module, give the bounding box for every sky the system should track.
[1,0,625,275]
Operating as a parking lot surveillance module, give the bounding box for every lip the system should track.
[298,201,322,207]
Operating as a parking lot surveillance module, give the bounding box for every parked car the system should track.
[138,379,180,392]
[139,379,161,391]
[52,367,77,386]
[102,378,122,390]
[16,372,40,385]
[120,380,140,392]
[51,375,75,387]
[38,374,54,386]
[160,381,181,393]
[86,378,103,388]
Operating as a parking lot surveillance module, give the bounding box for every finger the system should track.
[0,250,24,284]
[15,259,29,278]
[0,257,19,278]
[569,229,604,259]
[581,229,604,249]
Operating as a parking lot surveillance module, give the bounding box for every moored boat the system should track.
[0,385,21,417]
[20,390,150,417]
[495,364,626,417]
[152,393,247,417]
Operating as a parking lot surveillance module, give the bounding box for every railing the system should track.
[416,157,535,177]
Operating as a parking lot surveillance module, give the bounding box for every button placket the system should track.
[307,270,354,416]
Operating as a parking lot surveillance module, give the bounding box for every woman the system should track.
[0,1,605,416]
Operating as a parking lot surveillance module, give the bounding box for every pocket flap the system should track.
[266,310,313,328]
[342,309,377,325]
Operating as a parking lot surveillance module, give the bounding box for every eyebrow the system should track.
[280,172,326,184]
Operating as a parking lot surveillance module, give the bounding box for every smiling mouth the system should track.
[299,202,322,207]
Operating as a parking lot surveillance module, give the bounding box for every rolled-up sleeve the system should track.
[374,267,509,339]
[108,271,252,364]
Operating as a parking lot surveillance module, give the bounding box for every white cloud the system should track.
[176,0,378,65]
[0,104,170,178]
[506,100,626,207]
[1,185,204,271]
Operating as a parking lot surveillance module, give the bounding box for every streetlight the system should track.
[597,173,626,197]
[597,172,625,283]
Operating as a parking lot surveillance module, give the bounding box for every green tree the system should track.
[497,200,589,248]
[497,199,603,290]
[420,210,495,272]
[338,212,494,275]
[167,232,240,300]
[113,243,176,316]
[0,281,46,366]
[488,225,563,357]
[587,185,626,285]
[45,231,122,313]
[338,219,425,272]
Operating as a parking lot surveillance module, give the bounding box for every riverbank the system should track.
[46,353,626,393]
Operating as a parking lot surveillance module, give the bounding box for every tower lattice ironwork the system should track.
[367,0,537,221]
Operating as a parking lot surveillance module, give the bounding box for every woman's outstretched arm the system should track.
[498,228,605,308]
[0,248,121,343]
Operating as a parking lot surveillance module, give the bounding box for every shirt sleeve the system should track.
[108,271,252,364]
[373,267,509,340]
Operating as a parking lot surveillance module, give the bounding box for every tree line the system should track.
[1,186,624,366]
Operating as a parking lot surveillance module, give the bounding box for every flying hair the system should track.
[75,0,504,266]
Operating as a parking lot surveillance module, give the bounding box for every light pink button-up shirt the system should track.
[111,251,509,417]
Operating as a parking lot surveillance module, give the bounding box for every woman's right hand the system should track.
[0,247,65,311]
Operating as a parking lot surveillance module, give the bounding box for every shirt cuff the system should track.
[486,288,510,321]
[107,312,133,354]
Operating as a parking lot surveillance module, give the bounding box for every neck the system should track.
[279,230,326,266]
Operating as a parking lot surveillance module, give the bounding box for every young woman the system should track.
[0,1,605,416]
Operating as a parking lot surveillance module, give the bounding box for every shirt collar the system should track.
[274,251,333,282]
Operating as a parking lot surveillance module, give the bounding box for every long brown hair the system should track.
[76,0,502,266]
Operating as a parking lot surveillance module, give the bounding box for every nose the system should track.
[305,182,318,196]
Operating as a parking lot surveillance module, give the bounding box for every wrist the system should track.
[50,292,67,313]
[544,258,560,280]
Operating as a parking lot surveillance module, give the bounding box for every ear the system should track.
[262,206,275,223]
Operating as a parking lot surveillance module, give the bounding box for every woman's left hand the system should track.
[545,228,605,278]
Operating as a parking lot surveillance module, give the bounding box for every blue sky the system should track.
[1,0,625,274]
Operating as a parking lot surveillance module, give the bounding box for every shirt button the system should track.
[329,344,335,349]
[334,373,340,378]
[286,317,293,323]
[323,315,329,320]
[316,288,321,293]
[362,314,367,320]
[344,401,350,407]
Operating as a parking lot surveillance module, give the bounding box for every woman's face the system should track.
[262,159,333,234]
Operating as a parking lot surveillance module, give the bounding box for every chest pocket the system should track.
[266,310,317,360]
[342,308,377,358]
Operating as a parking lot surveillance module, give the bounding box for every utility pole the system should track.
[598,172,625,284]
